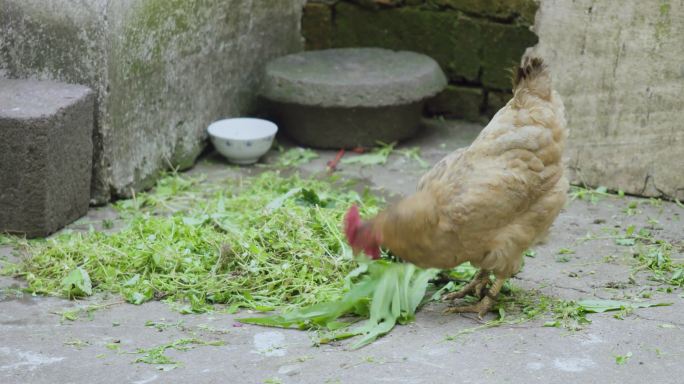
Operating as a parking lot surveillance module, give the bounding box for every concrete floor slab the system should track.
[1,119,682,384]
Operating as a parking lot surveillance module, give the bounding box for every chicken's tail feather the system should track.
[513,56,551,102]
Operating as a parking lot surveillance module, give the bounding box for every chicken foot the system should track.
[441,270,491,301]
[443,277,505,319]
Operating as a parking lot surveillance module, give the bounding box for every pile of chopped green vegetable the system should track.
[2,172,384,313]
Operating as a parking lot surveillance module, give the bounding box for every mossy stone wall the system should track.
[302,0,537,122]
[0,0,305,203]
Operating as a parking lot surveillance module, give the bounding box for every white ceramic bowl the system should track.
[207,118,278,165]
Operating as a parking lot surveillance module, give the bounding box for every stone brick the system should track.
[302,3,334,50]
[333,2,481,82]
[331,3,537,88]
[485,89,512,118]
[425,85,483,121]
[0,79,94,237]
[479,21,538,89]
[432,0,538,23]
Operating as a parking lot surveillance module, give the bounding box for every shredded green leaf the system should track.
[3,172,383,312]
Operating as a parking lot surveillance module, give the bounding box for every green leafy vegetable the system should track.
[240,260,438,349]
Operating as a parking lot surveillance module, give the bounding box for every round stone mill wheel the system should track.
[261,48,447,149]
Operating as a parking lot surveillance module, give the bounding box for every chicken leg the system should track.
[443,277,505,319]
[441,270,491,301]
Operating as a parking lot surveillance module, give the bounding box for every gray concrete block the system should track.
[0,0,306,203]
[425,85,485,122]
[0,78,94,237]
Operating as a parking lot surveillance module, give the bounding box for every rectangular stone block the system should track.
[485,90,512,118]
[0,0,305,203]
[0,79,94,237]
[425,85,484,121]
[302,3,334,50]
[480,22,538,89]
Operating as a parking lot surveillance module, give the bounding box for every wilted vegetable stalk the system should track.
[240,259,438,349]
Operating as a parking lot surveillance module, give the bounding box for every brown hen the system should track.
[345,57,568,317]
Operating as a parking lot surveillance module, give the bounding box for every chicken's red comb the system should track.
[344,205,360,244]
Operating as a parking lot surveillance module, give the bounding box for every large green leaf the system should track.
[61,267,92,298]
[577,299,672,313]
[239,260,438,349]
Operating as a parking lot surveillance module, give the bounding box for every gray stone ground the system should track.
[1,119,683,384]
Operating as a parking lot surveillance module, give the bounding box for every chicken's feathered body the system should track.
[346,57,568,317]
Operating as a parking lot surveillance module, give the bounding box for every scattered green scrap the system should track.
[624,201,640,216]
[106,343,121,351]
[64,338,90,349]
[615,352,632,365]
[54,301,122,322]
[397,147,430,168]
[268,147,319,168]
[0,234,14,246]
[145,319,186,332]
[340,142,430,168]
[615,225,683,286]
[133,338,224,366]
[448,292,672,339]
[544,299,671,329]
[341,142,396,166]
[569,185,615,204]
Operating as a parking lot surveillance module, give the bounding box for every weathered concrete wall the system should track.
[0,0,305,203]
[532,0,684,200]
[302,0,538,122]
